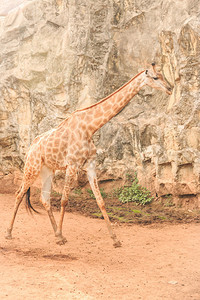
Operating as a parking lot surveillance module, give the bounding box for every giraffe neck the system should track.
[82,71,145,136]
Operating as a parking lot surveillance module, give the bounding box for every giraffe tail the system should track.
[25,187,40,214]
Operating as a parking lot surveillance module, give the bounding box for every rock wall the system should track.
[0,0,199,207]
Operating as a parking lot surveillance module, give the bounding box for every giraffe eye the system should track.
[153,77,158,80]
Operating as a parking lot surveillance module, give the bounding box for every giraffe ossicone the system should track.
[6,64,172,247]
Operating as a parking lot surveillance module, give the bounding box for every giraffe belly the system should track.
[42,132,91,171]
[44,154,67,171]
[43,149,89,171]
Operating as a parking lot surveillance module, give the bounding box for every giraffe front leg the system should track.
[55,166,77,245]
[87,160,121,248]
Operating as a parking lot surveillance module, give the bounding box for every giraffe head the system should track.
[143,63,172,95]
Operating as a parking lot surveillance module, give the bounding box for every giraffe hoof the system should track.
[113,240,122,248]
[56,236,67,245]
[5,233,12,240]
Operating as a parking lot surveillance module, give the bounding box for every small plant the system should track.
[157,215,166,220]
[87,188,107,199]
[73,188,82,195]
[131,209,142,214]
[126,173,134,183]
[163,194,175,207]
[51,190,62,198]
[111,187,123,198]
[118,176,153,206]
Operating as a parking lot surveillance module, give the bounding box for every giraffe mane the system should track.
[54,70,145,128]
[75,70,145,113]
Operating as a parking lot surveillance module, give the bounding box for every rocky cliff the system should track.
[0,0,199,207]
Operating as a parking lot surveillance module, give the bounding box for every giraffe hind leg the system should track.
[55,166,77,245]
[40,165,58,236]
[6,165,41,239]
[5,183,31,239]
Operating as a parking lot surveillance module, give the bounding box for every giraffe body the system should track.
[6,64,172,247]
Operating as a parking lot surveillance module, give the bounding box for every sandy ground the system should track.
[0,194,200,300]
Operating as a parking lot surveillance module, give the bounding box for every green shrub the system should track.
[73,188,82,195]
[118,176,153,205]
[87,188,107,199]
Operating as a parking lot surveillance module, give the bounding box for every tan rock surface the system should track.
[0,0,199,206]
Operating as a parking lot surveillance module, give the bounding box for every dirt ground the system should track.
[0,193,200,300]
[49,185,200,225]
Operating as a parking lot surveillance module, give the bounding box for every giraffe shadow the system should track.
[0,246,77,261]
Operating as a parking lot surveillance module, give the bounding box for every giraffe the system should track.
[5,63,172,247]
